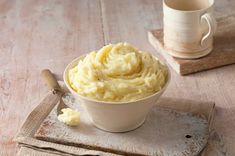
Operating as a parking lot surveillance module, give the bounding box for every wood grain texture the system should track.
[17,147,63,156]
[0,0,235,155]
[0,0,104,155]
[148,14,235,75]
[100,1,235,155]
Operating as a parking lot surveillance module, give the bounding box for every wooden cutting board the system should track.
[34,94,210,156]
[148,14,235,75]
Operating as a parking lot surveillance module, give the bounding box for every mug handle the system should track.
[200,13,217,46]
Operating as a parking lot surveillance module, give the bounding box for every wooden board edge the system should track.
[34,135,144,156]
[147,31,183,75]
[180,55,235,75]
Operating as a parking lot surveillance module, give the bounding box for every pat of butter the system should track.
[57,108,80,126]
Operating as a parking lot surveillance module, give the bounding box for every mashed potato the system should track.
[58,108,80,126]
[68,43,167,102]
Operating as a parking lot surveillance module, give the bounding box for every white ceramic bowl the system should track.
[64,55,171,132]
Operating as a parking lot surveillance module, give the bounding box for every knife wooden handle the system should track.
[41,69,62,94]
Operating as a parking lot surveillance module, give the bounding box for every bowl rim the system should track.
[63,54,171,105]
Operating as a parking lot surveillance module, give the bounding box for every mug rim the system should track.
[163,0,214,13]
[63,55,171,105]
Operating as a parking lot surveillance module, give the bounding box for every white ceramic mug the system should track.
[163,0,217,59]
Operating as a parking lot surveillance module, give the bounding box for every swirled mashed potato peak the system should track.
[69,43,167,102]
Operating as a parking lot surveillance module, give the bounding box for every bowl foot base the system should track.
[92,118,146,133]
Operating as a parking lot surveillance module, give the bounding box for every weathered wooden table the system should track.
[0,0,235,155]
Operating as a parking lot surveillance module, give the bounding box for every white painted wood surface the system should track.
[0,0,235,155]
[34,95,210,155]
